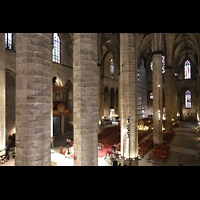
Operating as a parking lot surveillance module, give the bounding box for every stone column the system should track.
[172,75,178,123]
[73,33,98,166]
[104,88,110,119]
[120,33,138,166]
[197,63,200,121]
[0,33,6,156]
[165,66,173,130]
[97,63,102,127]
[15,33,52,166]
[152,33,163,145]
[118,73,121,121]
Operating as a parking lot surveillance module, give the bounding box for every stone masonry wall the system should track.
[73,33,98,166]
[15,33,52,166]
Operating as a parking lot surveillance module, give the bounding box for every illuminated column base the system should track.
[121,156,138,166]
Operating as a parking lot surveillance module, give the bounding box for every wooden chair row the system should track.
[98,126,120,140]
[98,132,120,145]
[149,144,170,163]
[138,128,153,141]
[138,135,154,158]
[163,130,174,143]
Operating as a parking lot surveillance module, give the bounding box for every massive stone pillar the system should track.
[104,88,110,119]
[73,33,98,166]
[165,33,175,130]
[152,33,163,145]
[15,33,52,166]
[165,66,173,130]
[0,33,6,156]
[118,73,121,121]
[171,75,178,123]
[197,63,200,122]
[120,33,138,166]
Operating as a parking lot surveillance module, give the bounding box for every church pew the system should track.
[149,144,170,162]
[163,130,174,143]
[149,149,168,162]
[155,144,170,152]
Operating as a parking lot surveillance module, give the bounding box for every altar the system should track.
[51,148,74,166]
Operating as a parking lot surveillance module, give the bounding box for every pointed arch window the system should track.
[52,33,60,63]
[185,90,191,108]
[110,58,114,77]
[5,33,13,50]
[150,92,153,99]
[184,60,191,79]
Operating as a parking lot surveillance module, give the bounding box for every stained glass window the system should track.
[150,92,153,99]
[185,90,191,108]
[5,33,12,50]
[184,60,191,79]
[52,33,60,63]
[162,56,165,73]
[110,58,114,77]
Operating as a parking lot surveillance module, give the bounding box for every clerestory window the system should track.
[52,33,60,63]
[5,33,13,50]
[184,60,191,79]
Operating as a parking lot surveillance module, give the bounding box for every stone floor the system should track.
[1,121,199,166]
[139,121,199,166]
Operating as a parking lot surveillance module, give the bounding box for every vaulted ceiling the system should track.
[173,33,199,69]
[137,33,200,74]
[99,33,120,69]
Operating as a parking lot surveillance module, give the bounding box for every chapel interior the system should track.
[1,33,200,166]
